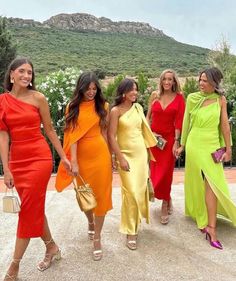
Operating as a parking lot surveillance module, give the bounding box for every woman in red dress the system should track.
[146,69,185,224]
[0,58,71,281]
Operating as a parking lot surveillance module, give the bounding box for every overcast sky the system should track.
[1,0,235,54]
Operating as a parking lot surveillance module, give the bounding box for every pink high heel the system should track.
[205,226,223,250]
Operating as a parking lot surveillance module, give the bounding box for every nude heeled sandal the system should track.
[93,238,103,261]
[4,258,21,281]
[37,239,61,271]
[126,235,137,250]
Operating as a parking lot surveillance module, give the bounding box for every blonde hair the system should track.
[158,69,181,95]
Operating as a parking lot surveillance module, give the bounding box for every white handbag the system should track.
[2,188,21,213]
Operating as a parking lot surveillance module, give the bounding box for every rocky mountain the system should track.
[7,13,167,37]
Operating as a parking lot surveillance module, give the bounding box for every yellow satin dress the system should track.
[117,103,157,235]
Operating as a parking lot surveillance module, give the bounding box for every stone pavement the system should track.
[0,169,236,281]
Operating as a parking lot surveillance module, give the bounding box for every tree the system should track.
[182,77,199,98]
[0,17,16,92]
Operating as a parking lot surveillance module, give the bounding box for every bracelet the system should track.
[174,138,180,142]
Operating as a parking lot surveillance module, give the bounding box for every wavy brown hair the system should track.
[65,72,107,130]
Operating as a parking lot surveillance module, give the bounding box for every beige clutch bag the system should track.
[2,189,21,213]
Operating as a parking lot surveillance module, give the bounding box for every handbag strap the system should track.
[72,174,87,189]
[5,187,15,196]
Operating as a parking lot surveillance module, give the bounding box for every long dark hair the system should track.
[199,67,224,95]
[4,57,36,92]
[113,78,138,107]
[65,72,107,130]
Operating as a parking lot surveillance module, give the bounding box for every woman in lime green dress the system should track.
[176,67,236,249]
[108,78,156,250]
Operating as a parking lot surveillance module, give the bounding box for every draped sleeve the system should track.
[175,94,185,131]
[0,97,9,131]
[180,95,191,146]
[56,100,99,192]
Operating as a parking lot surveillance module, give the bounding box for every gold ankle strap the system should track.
[43,238,55,246]
[12,258,21,264]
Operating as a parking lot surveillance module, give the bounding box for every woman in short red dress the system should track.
[146,69,185,224]
[0,58,71,281]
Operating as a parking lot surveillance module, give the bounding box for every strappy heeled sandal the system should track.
[93,238,103,261]
[88,221,95,240]
[160,215,169,225]
[4,258,21,281]
[37,239,61,271]
[126,235,137,250]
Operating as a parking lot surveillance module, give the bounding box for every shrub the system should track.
[38,67,82,138]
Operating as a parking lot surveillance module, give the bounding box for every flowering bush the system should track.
[38,67,82,138]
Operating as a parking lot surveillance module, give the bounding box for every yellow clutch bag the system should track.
[2,188,21,213]
[73,175,97,212]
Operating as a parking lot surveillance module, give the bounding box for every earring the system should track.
[10,78,14,84]
[122,94,126,101]
[29,82,32,86]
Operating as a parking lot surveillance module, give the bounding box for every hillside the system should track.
[7,13,210,77]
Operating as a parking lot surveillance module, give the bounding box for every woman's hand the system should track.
[70,161,79,177]
[175,146,184,159]
[172,141,180,157]
[61,157,71,173]
[220,149,231,162]
[4,170,14,189]
[119,157,130,172]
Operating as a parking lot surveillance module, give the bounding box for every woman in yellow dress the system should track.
[56,72,112,261]
[108,78,156,250]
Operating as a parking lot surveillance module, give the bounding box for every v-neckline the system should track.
[157,94,177,111]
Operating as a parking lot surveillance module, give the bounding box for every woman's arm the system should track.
[70,142,79,176]
[108,107,130,171]
[0,131,14,188]
[37,92,71,172]
[220,96,231,162]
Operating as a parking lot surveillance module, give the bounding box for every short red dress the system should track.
[150,93,185,201]
[0,93,52,238]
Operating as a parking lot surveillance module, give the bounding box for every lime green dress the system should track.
[181,92,236,229]
[116,103,157,235]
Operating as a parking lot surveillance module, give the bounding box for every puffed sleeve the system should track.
[0,102,8,131]
[175,94,185,130]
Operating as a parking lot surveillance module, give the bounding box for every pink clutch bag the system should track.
[211,147,226,163]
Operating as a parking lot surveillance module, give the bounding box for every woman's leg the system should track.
[205,180,218,241]
[160,200,169,224]
[37,216,61,271]
[4,238,30,281]
[84,210,95,239]
[93,215,105,260]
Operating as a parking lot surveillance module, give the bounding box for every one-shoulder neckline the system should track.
[6,93,39,109]
[119,103,136,118]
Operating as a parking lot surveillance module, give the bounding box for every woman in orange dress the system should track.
[56,72,112,261]
[0,58,71,281]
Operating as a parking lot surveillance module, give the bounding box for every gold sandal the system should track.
[93,238,103,261]
[126,235,137,250]
[4,259,21,281]
[37,239,61,271]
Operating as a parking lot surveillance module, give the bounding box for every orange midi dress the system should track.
[55,100,112,216]
[0,93,53,238]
